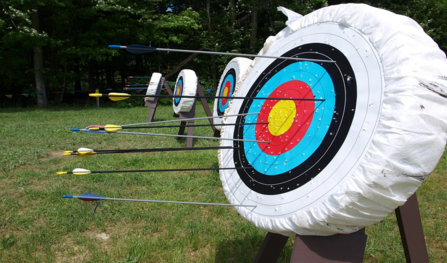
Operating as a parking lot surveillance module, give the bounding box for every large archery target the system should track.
[144,72,162,102]
[173,69,197,114]
[213,58,253,129]
[219,4,447,236]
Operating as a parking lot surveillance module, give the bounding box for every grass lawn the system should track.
[0,104,446,262]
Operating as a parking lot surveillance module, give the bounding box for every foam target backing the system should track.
[145,72,162,102]
[213,58,253,129]
[173,69,198,114]
[218,4,447,236]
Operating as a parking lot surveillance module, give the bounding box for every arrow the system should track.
[70,125,107,133]
[109,44,336,63]
[121,112,260,127]
[63,146,237,157]
[80,130,271,143]
[89,92,326,102]
[86,122,268,133]
[63,193,256,215]
[127,76,152,79]
[57,166,250,176]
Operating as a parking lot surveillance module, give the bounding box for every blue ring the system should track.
[243,62,335,176]
[174,79,183,104]
[218,73,235,113]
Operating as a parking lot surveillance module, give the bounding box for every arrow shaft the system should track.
[70,167,249,174]
[121,112,259,127]
[110,122,268,130]
[104,93,325,102]
[64,195,255,207]
[116,45,335,63]
[112,131,270,143]
[73,146,236,155]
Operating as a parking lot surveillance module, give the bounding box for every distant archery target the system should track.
[213,58,252,129]
[144,72,162,102]
[173,69,197,114]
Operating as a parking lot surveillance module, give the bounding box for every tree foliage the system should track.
[0,0,446,107]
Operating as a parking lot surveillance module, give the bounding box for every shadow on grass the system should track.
[214,232,293,263]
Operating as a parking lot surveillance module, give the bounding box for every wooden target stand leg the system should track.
[145,77,174,123]
[176,80,218,147]
[253,193,428,263]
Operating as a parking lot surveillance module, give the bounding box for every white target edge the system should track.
[219,4,447,236]
[145,72,162,102]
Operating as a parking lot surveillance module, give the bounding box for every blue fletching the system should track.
[62,195,73,198]
[127,44,156,54]
[79,193,103,198]
[108,45,121,49]
[85,129,107,134]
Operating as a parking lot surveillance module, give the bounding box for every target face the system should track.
[220,22,384,223]
[173,69,197,114]
[214,58,253,128]
[145,72,162,102]
[173,77,184,106]
[218,70,235,114]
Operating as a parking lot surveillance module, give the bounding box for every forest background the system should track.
[1,0,447,107]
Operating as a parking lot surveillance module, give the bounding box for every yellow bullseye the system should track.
[268,100,296,136]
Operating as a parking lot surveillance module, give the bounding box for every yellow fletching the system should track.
[89,93,103,98]
[109,93,131,101]
[73,171,91,176]
[104,124,122,132]
[56,171,68,175]
[77,152,97,157]
[89,127,99,131]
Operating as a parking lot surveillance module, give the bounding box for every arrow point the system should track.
[89,93,103,98]
[109,45,121,49]
[62,195,73,198]
[57,171,68,175]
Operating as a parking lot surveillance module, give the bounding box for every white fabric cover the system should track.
[172,69,197,114]
[213,57,253,129]
[144,72,162,102]
[218,4,447,236]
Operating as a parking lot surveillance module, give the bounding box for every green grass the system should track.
[0,104,446,262]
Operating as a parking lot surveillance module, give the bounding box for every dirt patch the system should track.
[53,237,90,263]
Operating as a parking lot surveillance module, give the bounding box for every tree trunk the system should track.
[164,51,202,80]
[88,60,96,90]
[31,5,47,107]
[249,0,259,53]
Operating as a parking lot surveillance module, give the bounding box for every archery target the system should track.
[173,69,197,114]
[144,72,162,102]
[213,58,253,129]
[219,4,447,236]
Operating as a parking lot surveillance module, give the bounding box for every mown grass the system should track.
[0,104,445,262]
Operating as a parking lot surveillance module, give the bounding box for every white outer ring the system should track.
[145,72,162,102]
[173,69,198,114]
[213,58,253,129]
[219,4,447,236]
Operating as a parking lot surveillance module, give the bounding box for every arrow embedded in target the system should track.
[62,146,238,157]
[63,193,256,215]
[109,44,336,63]
[57,166,250,176]
[89,92,326,102]
[83,122,268,133]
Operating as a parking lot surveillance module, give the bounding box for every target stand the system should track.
[145,77,174,123]
[176,82,216,148]
[253,193,428,263]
